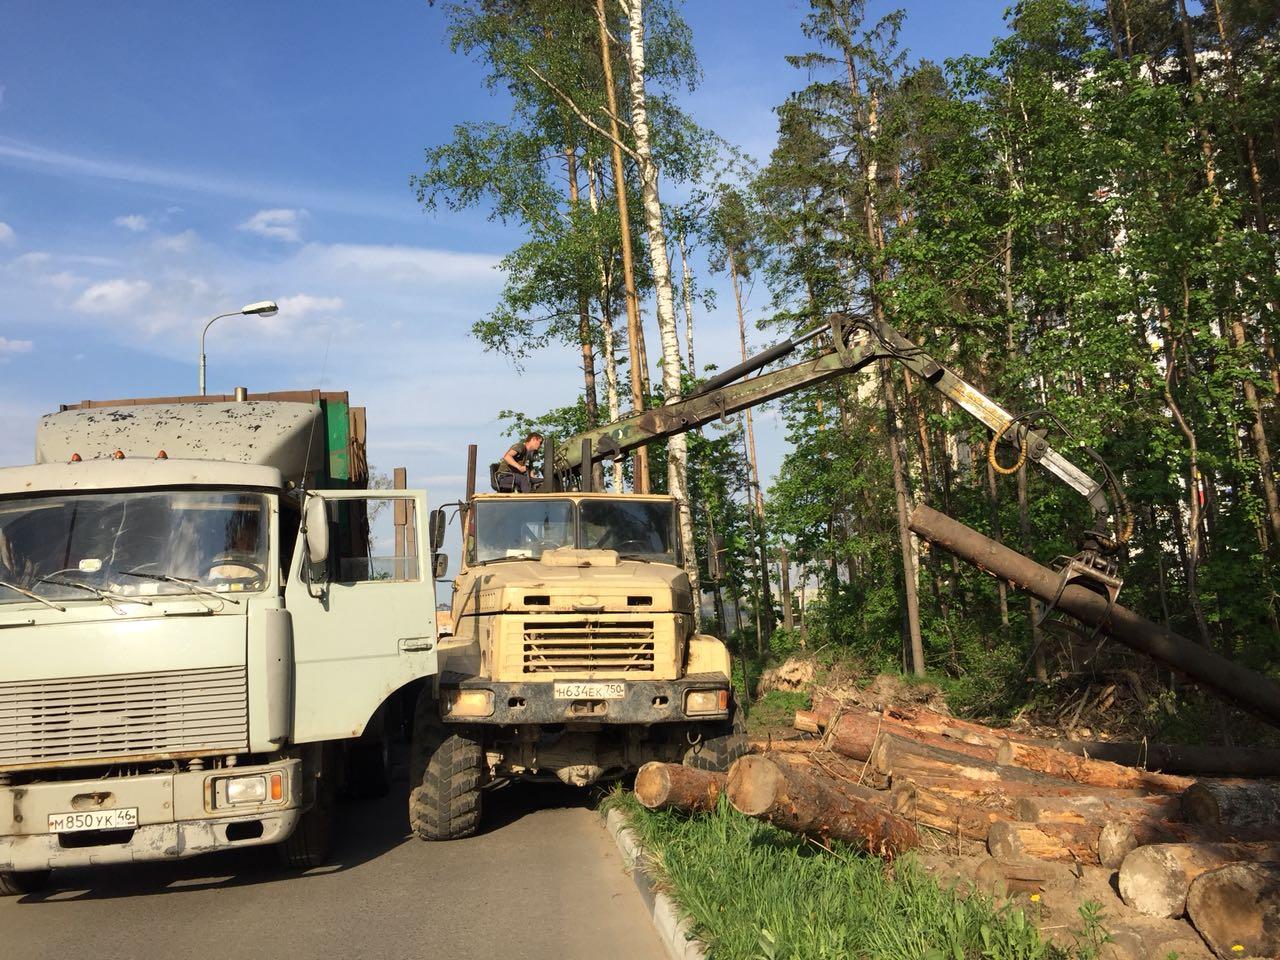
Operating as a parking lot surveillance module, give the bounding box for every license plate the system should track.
[554,681,626,700]
[48,807,139,833]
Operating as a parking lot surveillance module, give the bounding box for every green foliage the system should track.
[608,792,1110,960]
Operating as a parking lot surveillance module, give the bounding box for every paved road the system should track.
[1,772,664,960]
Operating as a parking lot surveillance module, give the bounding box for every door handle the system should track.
[399,637,434,653]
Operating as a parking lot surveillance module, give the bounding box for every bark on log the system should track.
[987,821,1097,864]
[725,755,918,858]
[634,762,725,813]
[1182,780,1280,830]
[973,857,1075,897]
[1118,842,1280,918]
[895,771,1141,815]
[1186,861,1280,959]
[1014,793,1185,826]
[994,739,1192,793]
[889,779,1004,841]
[909,504,1280,729]
[747,737,822,755]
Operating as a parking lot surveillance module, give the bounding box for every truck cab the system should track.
[408,490,742,841]
[0,393,438,893]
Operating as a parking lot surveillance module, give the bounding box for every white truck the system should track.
[0,389,443,893]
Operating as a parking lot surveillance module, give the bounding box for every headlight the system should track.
[217,771,285,806]
[444,688,495,718]
[685,689,729,716]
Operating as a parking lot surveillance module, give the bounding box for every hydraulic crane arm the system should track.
[552,313,1117,527]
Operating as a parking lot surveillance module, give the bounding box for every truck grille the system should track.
[0,665,249,769]
[522,620,656,675]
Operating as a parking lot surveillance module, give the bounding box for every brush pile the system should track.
[635,693,1280,959]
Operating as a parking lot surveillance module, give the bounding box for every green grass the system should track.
[606,792,1109,960]
[744,689,811,735]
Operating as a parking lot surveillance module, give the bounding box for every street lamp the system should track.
[199,300,279,396]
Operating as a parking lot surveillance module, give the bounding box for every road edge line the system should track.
[604,807,709,960]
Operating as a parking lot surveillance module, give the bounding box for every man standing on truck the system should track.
[495,432,542,493]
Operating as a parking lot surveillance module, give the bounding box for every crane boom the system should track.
[551,314,1113,522]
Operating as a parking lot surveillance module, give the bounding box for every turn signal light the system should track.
[269,772,283,802]
[684,689,730,716]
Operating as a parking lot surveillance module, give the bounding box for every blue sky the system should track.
[0,0,1012,502]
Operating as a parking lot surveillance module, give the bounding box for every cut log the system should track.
[725,755,918,858]
[830,709,1192,793]
[889,779,1004,841]
[994,740,1192,793]
[1182,780,1280,830]
[865,731,1094,791]
[747,737,822,755]
[1018,737,1280,779]
[1186,860,1280,959]
[1013,793,1185,826]
[793,710,824,734]
[634,762,724,813]
[1118,842,1280,918]
[987,820,1098,864]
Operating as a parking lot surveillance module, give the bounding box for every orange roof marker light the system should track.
[112,450,125,460]
[156,450,168,459]
[69,453,82,463]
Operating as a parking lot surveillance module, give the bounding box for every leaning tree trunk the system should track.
[585,162,624,490]
[620,0,699,615]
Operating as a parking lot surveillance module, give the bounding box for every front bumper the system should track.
[0,757,303,872]
[440,672,731,725]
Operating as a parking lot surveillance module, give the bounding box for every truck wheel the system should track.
[344,736,391,799]
[279,749,336,870]
[408,700,483,841]
[0,870,50,897]
[682,701,748,773]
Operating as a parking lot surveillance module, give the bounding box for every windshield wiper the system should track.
[119,570,240,605]
[0,581,67,612]
[37,577,153,606]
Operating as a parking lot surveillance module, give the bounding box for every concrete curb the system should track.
[604,807,709,960]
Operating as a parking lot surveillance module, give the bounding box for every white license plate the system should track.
[554,682,626,700]
[48,807,139,834]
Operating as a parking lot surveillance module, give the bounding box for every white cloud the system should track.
[277,293,344,319]
[0,221,14,245]
[38,270,84,290]
[114,214,149,232]
[156,229,197,253]
[300,243,499,283]
[73,278,152,314]
[238,208,306,243]
[0,337,32,355]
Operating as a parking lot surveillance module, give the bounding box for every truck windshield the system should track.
[473,499,574,562]
[0,490,269,604]
[579,499,677,563]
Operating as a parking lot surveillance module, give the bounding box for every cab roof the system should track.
[472,492,676,502]
[0,459,284,498]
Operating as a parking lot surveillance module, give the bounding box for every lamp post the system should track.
[199,300,279,396]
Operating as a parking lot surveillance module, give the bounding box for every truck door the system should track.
[286,489,438,743]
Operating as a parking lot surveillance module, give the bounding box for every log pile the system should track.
[637,696,1280,957]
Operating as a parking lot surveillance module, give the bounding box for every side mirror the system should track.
[303,495,330,565]
[432,553,449,580]
[429,508,446,552]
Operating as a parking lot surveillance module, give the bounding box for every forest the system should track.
[418,0,1280,730]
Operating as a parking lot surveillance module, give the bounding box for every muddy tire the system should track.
[279,749,336,870]
[682,701,748,773]
[0,870,50,897]
[408,697,483,841]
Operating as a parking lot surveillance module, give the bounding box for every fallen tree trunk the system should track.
[747,738,822,755]
[994,739,1191,793]
[1182,780,1280,830]
[1117,842,1280,918]
[1186,860,1280,959]
[726,755,918,858]
[634,762,725,813]
[909,504,1280,729]
[793,710,824,734]
[894,771,1140,815]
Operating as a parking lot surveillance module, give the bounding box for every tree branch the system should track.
[524,63,640,162]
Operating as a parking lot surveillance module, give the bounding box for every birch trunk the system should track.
[619,0,699,613]
[677,230,697,374]
[595,0,649,492]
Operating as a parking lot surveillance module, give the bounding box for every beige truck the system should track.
[0,390,442,893]
[409,489,743,840]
